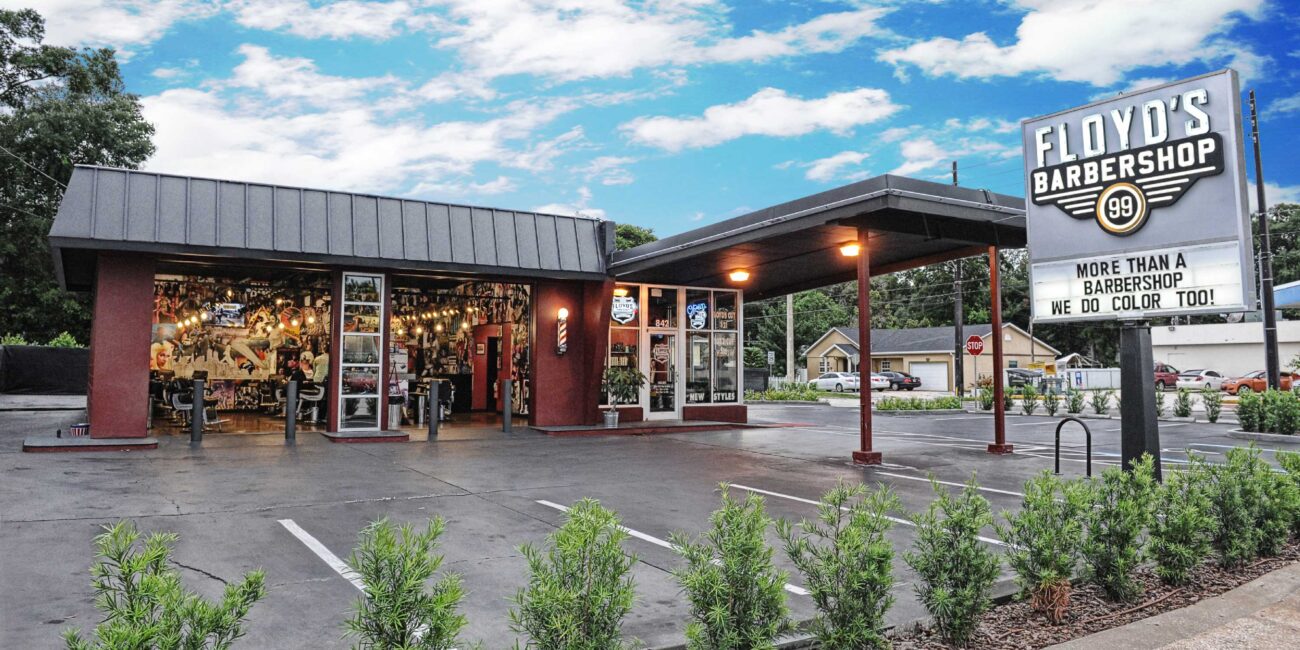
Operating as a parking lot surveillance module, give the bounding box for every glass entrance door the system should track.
[646,332,678,419]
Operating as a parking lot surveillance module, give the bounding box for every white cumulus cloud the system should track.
[622,87,901,152]
[879,0,1267,86]
[0,0,214,54]
[803,150,871,183]
[225,0,428,40]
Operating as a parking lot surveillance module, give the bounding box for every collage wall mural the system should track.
[151,274,332,410]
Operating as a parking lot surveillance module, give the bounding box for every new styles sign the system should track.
[1023,70,1254,323]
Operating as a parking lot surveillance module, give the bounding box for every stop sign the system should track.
[965,334,985,356]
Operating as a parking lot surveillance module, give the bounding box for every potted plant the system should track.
[602,367,647,428]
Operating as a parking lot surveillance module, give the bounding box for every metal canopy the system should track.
[50,166,612,290]
[610,174,1026,300]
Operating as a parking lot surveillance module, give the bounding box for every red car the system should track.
[1154,362,1180,391]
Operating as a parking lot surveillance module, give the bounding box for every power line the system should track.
[0,143,66,189]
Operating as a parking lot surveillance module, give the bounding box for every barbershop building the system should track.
[44,166,1023,449]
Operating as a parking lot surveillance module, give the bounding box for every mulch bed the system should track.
[892,539,1300,649]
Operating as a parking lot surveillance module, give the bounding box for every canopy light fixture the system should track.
[839,242,861,257]
[613,287,629,297]
[728,269,751,282]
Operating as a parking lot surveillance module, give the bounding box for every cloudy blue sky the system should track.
[14,0,1300,235]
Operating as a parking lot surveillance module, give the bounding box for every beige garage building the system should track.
[805,324,1060,392]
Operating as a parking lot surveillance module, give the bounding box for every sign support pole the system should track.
[853,226,881,465]
[1250,90,1281,390]
[1119,321,1162,480]
[988,246,1012,454]
[953,260,964,396]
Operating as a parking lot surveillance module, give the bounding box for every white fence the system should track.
[1060,368,1122,390]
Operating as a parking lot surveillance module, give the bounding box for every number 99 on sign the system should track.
[1095,183,1148,236]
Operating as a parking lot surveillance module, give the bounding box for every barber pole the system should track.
[556,307,569,355]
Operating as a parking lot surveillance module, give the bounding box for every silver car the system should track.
[1175,369,1223,391]
[810,372,860,392]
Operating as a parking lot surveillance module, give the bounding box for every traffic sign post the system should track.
[966,334,983,402]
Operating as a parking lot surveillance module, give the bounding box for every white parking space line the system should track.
[278,519,365,591]
[1011,421,1053,427]
[932,416,986,421]
[873,471,1024,498]
[730,484,1009,548]
[534,500,811,597]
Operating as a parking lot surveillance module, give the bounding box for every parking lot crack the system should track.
[170,560,227,585]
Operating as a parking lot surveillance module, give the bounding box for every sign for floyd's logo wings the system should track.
[1023,70,1254,324]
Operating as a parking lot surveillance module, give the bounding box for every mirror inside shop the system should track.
[149,270,334,434]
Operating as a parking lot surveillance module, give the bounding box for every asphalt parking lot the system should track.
[2,402,1295,648]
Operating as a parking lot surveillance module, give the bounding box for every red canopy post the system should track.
[988,245,1013,454]
[853,226,882,465]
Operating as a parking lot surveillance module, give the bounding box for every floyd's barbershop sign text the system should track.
[1032,241,1244,322]
[1022,70,1254,323]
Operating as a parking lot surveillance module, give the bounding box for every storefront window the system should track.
[611,285,639,327]
[647,287,678,328]
[713,292,737,330]
[687,332,711,403]
[339,273,384,430]
[685,290,710,331]
[713,332,739,402]
[604,285,641,407]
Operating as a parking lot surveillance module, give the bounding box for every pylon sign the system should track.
[1023,69,1254,323]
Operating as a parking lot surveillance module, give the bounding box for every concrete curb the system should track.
[875,408,967,415]
[1047,562,1300,649]
[1227,429,1300,444]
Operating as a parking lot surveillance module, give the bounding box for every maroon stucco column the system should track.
[988,246,1013,454]
[88,253,155,438]
[530,279,612,427]
[852,227,881,465]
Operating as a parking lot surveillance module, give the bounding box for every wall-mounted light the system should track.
[839,242,861,257]
[556,307,570,355]
[613,286,629,297]
[728,269,751,282]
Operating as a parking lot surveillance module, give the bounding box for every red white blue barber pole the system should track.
[556,308,569,355]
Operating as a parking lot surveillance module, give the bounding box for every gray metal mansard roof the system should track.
[50,166,612,290]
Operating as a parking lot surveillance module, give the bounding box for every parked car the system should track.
[1222,371,1297,395]
[810,372,859,392]
[878,371,921,391]
[1175,369,1224,391]
[1154,362,1180,391]
[866,373,891,391]
[1006,368,1043,389]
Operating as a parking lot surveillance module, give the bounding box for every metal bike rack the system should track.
[1055,416,1093,478]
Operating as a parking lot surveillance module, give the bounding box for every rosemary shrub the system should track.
[509,499,636,650]
[63,521,266,650]
[1148,455,1213,585]
[345,518,467,650]
[997,472,1090,624]
[778,480,897,649]
[672,485,791,650]
[904,475,1000,646]
[1081,456,1157,602]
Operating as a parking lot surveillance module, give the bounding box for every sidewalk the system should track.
[0,394,85,411]
[1049,562,1300,649]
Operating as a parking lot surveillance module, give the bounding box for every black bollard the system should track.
[502,379,513,433]
[285,380,298,442]
[427,381,439,440]
[190,378,204,444]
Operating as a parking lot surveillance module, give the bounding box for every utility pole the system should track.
[785,293,795,384]
[1250,90,1281,389]
[951,160,964,396]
